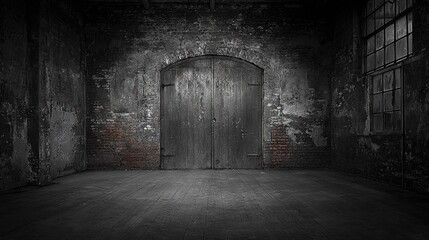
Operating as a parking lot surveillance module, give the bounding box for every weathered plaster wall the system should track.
[0,0,86,191]
[0,0,31,190]
[38,0,86,181]
[404,0,429,192]
[331,0,429,193]
[85,3,331,169]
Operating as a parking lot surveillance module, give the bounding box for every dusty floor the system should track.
[1,170,429,240]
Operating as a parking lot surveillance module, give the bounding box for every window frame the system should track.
[369,63,404,134]
[362,0,414,74]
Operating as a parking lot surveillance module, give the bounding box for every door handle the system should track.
[213,118,216,123]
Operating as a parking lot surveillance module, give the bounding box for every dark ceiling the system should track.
[84,0,330,5]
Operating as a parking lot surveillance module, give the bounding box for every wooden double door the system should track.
[160,56,262,169]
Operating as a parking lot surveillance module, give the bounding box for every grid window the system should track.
[364,0,414,73]
[371,67,402,132]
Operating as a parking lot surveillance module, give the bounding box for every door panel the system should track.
[160,58,212,169]
[213,58,262,169]
[161,56,262,169]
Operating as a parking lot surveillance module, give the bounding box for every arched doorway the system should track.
[160,55,263,169]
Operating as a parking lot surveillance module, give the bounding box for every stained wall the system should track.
[0,0,86,190]
[330,0,429,193]
[85,2,331,169]
[0,0,30,190]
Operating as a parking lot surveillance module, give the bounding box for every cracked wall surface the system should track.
[85,3,331,169]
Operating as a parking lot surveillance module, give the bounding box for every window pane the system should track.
[385,1,395,22]
[376,31,384,50]
[375,7,385,30]
[385,24,395,44]
[385,112,394,130]
[394,111,402,130]
[367,53,375,71]
[396,37,408,59]
[373,113,383,131]
[408,12,413,33]
[367,36,375,54]
[394,89,402,110]
[384,70,394,90]
[367,14,375,34]
[373,74,383,93]
[384,91,393,111]
[373,93,383,112]
[408,0,415,8]
[385,43,395,64]
[367,0,374,15]
[397,0,407,14]
[396,16,407,39]
[408,33,413,54]
[395,68,401,88]
[376,49,384,68]
[375,0,383,8]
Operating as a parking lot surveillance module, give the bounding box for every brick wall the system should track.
[85,3,331,169]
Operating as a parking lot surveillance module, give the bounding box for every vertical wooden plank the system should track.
[160,58,212,169]
[213,62,234,169]
[213,57,262,169]
[242,66,263,168]
[160,69,174,168]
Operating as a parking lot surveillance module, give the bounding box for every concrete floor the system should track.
[0,170,429,240]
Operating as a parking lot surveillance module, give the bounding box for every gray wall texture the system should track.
[0,0,86,190]
[85,3,331,170]
[330,0,429,193]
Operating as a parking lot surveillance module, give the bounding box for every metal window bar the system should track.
[363,0,414,74]
[370,66,403,133]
